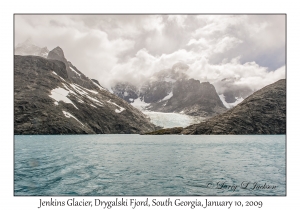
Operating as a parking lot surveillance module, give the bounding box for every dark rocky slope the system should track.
[14,53,157,134]
[149,79,227,116]
[112,62,227,117]
[144,79,286,135]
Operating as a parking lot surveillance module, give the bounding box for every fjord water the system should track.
[14,135,285,196]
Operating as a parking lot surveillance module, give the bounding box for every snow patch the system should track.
[54,101,58,105]
[70,84,88,95]
[131,97,149,111]
[107,100,125,113]
[70,66,81,77]
[62,83,75,95]
[69,83,102,106]
[80,86,98,94]
[91,79,105,91]
[71,83,98,95]
[115,108,125,113]
[129,98,134,102]
[90,104,97,108]
[219,94,244,109]
[77,98,84,103]
[49,87,78,109]
[86,95,103,106]
[161,91,173,101]
[52,71,66,82]
[62,111,84,126]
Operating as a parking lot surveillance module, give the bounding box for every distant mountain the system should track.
[15,38,49,58]
[148,79,226,116]
[112,62,227,117]
[14,47,157,134]
[216,77,253,108]
[144,79,286,135]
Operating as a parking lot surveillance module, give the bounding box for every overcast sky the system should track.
[15,14,286,91]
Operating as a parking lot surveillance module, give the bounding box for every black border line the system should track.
[13,13,287,197]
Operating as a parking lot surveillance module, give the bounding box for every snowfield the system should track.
[49,87,78,109]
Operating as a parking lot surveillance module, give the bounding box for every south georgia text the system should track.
[38,198,249,209]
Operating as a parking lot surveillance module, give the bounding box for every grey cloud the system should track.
[15,14,286,90]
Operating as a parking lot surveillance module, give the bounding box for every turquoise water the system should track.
[14,135,285,196]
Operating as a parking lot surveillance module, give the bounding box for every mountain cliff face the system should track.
[144,79,286,135]
[148,79,226,116]
[112,62,227,117]
[47,47,97,90]
[14,48,157,134]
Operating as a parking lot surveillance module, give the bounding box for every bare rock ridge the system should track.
[47,47,98,90]
[144,79,286,135]
[14,47,157,134]
[112,62,227,117]
[149,79,227,116]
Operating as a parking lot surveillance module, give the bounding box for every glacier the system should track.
[143,111,205,128]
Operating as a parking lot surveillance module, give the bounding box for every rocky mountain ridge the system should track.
[112,62,227,117]
[14,47,157,134]
[144,79,286,135]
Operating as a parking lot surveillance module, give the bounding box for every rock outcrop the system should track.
[14,52,157,134]
[144,79,286,135]
[47,47,96,90]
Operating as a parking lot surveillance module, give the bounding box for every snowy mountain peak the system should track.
[16,38,33,47]
[15,39,49,58]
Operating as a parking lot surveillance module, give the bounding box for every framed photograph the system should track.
[14,14,286,199]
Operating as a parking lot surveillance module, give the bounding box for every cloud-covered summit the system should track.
[15,15,285,92]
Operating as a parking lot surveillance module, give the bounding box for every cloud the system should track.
[167,15,187,27]
[15,14,285,92]
[109,45,285,96]
[188,56,285,93]
[213,36,243,53]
